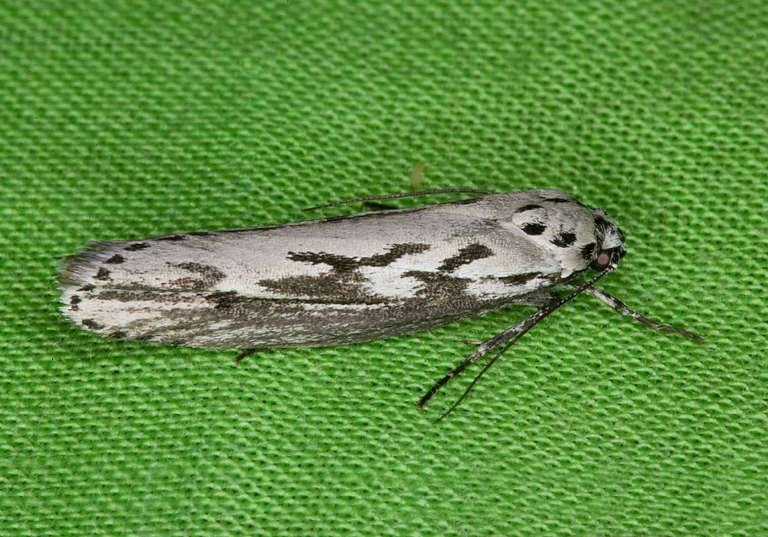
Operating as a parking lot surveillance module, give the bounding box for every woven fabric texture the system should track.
[1,1,766,535]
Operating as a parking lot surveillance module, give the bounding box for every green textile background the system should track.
[1,1,766,535]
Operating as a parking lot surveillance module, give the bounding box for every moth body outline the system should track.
[58,189,700,418]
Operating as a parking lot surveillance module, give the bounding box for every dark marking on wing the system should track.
[543,197,572,203]
[287,251,359,272]
[109,331,128,339]
[515,204,544,213]
[257,273,388,304]
[521,223,546,235]
[205,291,242,308]
[78,284,96,292]
[497,273,539,285]
[82,319,105,331]
[358,243,431,266]
[156,235,187,242]
[187,231,214,237]
[257,274,359,300]
[95,290,199,304]
[177,262,226,279]
[551,231,577,248]
[438,243,494,272]
[288,243,430,273]
[163,262,227,290]
[124,243,150,251]
[169,277,207,289]
[105,254,126,264]
[70,295,82,305]
[95,268,111,281]
[402,270,472,299]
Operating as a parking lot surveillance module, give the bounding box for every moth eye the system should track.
[591,250,613,270]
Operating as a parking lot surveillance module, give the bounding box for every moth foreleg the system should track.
[572,284,703,342]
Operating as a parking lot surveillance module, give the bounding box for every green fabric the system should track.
[2,0,766,535]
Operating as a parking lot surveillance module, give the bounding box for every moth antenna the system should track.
[303,189,495,212]
[425,265,617,422]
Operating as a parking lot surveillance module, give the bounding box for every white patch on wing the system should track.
[465,278,541,298]
[358,267,421,298]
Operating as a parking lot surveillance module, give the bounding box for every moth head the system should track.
[506,192,626,277]
[589,208,626,271]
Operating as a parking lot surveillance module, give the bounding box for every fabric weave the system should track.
[1,1,766,535]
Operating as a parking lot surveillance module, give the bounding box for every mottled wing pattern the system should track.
[59,190,613,349]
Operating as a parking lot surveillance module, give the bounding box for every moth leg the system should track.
[418,292,563,409]
[568,285,703,342]
[422,266,624,420]
[235,348,259,363]
[460,292,562,346]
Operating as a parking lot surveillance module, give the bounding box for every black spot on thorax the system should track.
[551,231,577,248]
[521,223,546,235]
[95,267,111,280]
[581,243,596,260]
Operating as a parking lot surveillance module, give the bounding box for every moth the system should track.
[59,189,701,419]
